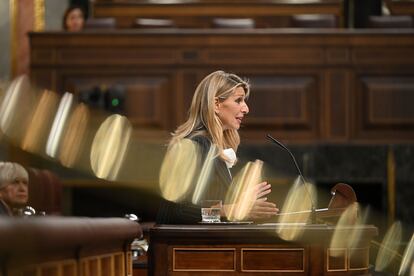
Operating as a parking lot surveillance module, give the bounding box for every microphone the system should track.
[266,134,317,224]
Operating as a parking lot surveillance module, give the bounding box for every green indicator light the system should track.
[111,98,119,107]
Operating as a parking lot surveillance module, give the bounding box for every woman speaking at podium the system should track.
[156,71,278,224]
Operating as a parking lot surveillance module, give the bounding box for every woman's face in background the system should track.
[66,8,84,32]
[0,177,28,208]
[216,86,249,130]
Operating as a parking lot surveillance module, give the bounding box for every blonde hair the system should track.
[0,162,28,189]
[170,70,249,159]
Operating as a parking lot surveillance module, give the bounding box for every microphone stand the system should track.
[266,134,317,224]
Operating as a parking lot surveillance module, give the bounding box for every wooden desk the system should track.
[386,0,414,15]
[149,224,377,275]
[93,0,344,27]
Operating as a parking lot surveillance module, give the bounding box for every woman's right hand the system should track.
[247,181,279,219]
[247,197,279,219]
[223,181,279,220]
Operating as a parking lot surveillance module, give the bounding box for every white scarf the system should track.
[223,148,237,169]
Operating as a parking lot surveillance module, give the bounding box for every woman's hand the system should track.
[255,181,272,199]
[223,181,279,220]
[247,197,279,219]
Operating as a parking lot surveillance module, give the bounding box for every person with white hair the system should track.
[0,162,29,216]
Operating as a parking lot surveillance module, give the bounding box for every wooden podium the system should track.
[149,224,377,275]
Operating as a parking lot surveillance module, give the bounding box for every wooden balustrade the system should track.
[0,217,141,276]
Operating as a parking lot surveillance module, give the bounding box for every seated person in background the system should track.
[156,71,279,224]
[63,5,85,32]
[0,162,29,216]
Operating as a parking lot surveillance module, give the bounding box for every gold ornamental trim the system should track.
[34,0,45,31]
[10,0,18,77]
[10,0,45,77]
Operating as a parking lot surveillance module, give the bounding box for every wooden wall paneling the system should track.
[354,75,414,141]
[352,47,414,66]
[205,48,324,66]
[325,48,351,66]
[243,73,320,141]
[56,48,177,66]
[122,75,171,129]
[173,70,205,126]
[60,73,174,130]
[29,30,414,143]
[172,16,211,29]
[324,69,352,141]
[31,69,56,92]
[31,48,56,65]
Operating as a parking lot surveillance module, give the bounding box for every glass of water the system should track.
[201,200,222,223]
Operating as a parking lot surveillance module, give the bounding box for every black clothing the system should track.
[156,135,232,224]
[0,199,11,216]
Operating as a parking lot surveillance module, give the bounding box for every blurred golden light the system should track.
[329,203,359,257]
[276,177,316,241]
[191,145,216,205]
[90,114,132,180]
[46,92,74,158]
[398,233,414,276]
[21,90,58,154]
[159,139,200,202]
[59,103,90,168]
[0,76,28,132]
[225,160,263,221]
[348,206,369,258]
[375,221,402,272]
[0,75,36,142]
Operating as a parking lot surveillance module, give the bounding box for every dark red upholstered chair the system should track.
[26,168,62,215]
[290,14,338,28]
[367,15,413,28]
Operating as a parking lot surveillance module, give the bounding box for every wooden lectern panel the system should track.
[241,248,305,272]
[173,248,236,271]
[149,224,378,275]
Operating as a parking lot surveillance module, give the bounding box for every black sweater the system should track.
[156,135,232,224]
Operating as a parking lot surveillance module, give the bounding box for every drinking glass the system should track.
[201,200,222,223]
